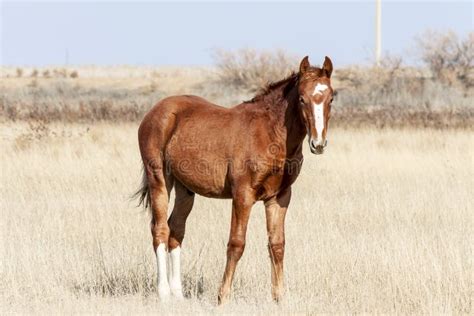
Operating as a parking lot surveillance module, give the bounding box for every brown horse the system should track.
[135,56,334,303]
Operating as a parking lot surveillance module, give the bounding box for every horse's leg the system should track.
[147,164,174,300]
[218,190,255,304]
[167,181,195,299]
[264,187,291,302]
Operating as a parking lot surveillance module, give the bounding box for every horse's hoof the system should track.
[217,293,229,306]
[158,285,171,301]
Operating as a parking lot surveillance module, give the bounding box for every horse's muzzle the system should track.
[310,139,327,155]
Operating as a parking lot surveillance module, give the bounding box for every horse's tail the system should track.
[132,166,151,210]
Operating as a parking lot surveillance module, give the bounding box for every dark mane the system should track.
[244,72,299,103]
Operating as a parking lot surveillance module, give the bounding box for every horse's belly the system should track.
[168,157,231,199]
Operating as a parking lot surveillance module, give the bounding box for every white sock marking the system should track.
[156,243,171,299]
[169,246,184,299]
[312,83,328,96]
[313,102,324,143]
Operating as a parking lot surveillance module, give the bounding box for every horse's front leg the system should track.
[218,190,255,305]
[264,187,291,302]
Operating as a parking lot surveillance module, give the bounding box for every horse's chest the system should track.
[254,153,303,200]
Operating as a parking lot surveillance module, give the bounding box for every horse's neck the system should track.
[262,84,306,157]
[283,89,306,157]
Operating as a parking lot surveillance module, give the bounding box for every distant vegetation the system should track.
[0,31,472,128]
[416,30,473,90]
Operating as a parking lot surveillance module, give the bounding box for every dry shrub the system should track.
[213,48,297,93]
[53,68,68,78]
[333,105,473,129]
[14,120,51,150]
[336,55,408,105]
[13,120,92,151]
[30,69,39,77]
[27,79,38,88]
[0,79,162,123]
[334,52,473,128]
[0,51,472,128]
[336,63,422,108]
[416,30,474,89]
[16,68,23,77]
[70,70,79,78]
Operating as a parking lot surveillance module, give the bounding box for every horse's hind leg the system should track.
[138,107,179,300]
[147,162,174,300]
[168,181,195,299]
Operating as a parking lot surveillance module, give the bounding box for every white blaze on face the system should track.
[311,83,328,142]
[313,102,325,140]
[156,243,171,299]
[169,246,184,299]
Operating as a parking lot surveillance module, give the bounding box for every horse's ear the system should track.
[299,56,310,74]
[323,56,333,78]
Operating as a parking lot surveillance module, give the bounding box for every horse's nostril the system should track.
[310,139,325,154]
[311,140,324,148]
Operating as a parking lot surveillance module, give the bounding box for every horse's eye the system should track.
[299,96,305,104]
[330,98,334,103]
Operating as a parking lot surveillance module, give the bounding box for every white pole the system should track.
[375,0,382,66]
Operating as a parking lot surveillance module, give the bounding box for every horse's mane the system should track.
[244,72,299,103]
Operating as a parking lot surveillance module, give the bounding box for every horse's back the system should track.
[156,94,227,114]
[138,94,229,144]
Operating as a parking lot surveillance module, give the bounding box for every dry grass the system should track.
[1,123,472,314]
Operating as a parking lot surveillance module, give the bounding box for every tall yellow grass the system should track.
[1,123,472,314]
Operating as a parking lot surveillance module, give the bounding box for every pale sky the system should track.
[1,1,472,66]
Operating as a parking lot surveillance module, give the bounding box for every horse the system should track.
[135,56,334,304]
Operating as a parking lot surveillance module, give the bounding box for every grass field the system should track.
[1,123,472,314]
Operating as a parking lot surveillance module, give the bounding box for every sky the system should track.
[1,1,472,66]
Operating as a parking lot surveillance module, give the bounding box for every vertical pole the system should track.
[375,0,382,66]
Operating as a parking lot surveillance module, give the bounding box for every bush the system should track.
[416,30,474,89]
[213,48,297,93]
